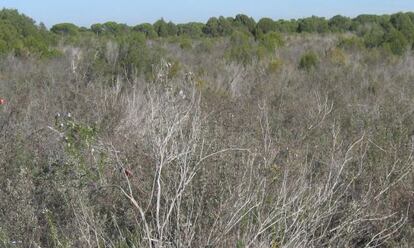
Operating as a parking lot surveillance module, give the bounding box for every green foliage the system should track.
[105,22,129,36]
[274,19,299,33]
[390,12,414,41]
[234,14,256,33]
[55,113,97,154]
[256,17,276,36]
[45,211,70,248]
[90,22,129,38]
[154,19,167,37]
[179,36,193,50]
[337,36,364,51]
[259,31,284,52]
[6,8,414,60]
[329,15,352,32]
[90,23,104,34]
[54,113,101,185]
[354,14,385,24]
[166,21,178,36]
[0,8,37,35]
[298,16,329,33]
[0,21,23,53]
[352,14,389,29]
[362,24,386,48]
[51,23,79,36]
[0,8,55,57]
[133,23,157,38]
[154,18,174,37]
[226,31,255,65]
[236,240,245,248]
[299,51,319,70]
[203,16,233,37]
[0,227,12,247]
[218,16,234,36]
[117,32,151,76]
[177,22,204,38]
[203,17,220,36]
[195,37,214,53]
[383,29,408,55]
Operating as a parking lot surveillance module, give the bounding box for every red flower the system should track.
[0,98,5,105]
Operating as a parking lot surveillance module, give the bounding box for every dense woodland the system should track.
[2,8,414,58]
[2,8,414,247]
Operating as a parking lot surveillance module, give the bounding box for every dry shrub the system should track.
[0,34,414,247]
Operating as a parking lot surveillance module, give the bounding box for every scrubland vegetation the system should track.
[2,8,414,247]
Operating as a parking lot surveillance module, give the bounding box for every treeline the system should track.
[0,9,57,57]
[2,8,414,57]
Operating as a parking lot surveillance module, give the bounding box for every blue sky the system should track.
[1,0,414,27]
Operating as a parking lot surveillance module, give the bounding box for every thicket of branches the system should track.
[1,8,414,248]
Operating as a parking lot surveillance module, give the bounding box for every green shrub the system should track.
[255,17,276,36]
[226,31,256,64]
[133,23,158,39]
[299,51,319,70]
[329,15,352,32]
[118,32,150,76]
[259,31,284,53]
[0,9,54,57]
[54,113,100,184]
[337,36,364,51]
[390,12,414,41]
[362,25,385,48]
[179,37,193,50]
[383,29,408,55]
[298,16,329,33]
[195,38,214,53]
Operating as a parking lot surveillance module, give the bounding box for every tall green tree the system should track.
[259,31,284,52]
[202,16,233,36]
[154,18,169,37]
[51,23,79,36]
[203,17,220,36]
[298,16,329,33]
[177,22,204,38]
[133,23,157,38]
[329,15,352,32]
[390,13,414,41]
[227,30,255,64]
[0,9,55,56]
[383,28,408,55]
[91,23,104,34]
[218,16,233,36]
[274,19,298,33]
[362,23,386,48]
[256,17,276,36]
[234,14,256,34]
[166,21,178,36]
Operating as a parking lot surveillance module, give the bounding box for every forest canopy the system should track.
[1,8,414,57]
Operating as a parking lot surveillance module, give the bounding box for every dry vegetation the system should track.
[1,32,414,247]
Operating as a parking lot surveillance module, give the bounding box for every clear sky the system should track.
[1,0,414,28]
